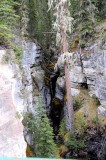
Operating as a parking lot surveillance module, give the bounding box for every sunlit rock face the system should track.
[54,41,106,116]
[0,41,49,153]
[81,42,106,116]
[68,43,106,116]
[0,49,26,157]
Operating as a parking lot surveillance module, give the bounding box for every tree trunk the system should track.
[62,30,74,133]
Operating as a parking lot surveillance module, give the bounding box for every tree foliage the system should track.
[27,0,52,49]
[0,0,19,44]
[69,0,106,47]
[26,97,57,158]
[65,132,85,149]
[92,0,106,20]
[78,0,96,47]
[48,0,73,46]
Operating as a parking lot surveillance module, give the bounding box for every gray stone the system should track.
[71,88,80,96]
[97,106,106,116]
[55,77,65,100]
[22,41,42,66]
[80,43,106,116]
[0,49,26,157]
[64,42,106,116]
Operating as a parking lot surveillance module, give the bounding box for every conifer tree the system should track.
[78,0,96,47]
[92,0,106,20]
[26,96,57,158]
[48,0,74,133]
[0,0,19,44]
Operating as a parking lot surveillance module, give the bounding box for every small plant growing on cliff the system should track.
[26,96,58,158]
[15,111,22,119]
[92,115,99,125]
[75,113,86,136]
[12,46,22,60]
[73,96,83,111]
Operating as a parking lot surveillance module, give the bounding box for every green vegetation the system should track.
[69,0,106,48]
[58,117,85,152]
[58,117,66,139]
[73,96,83,111]
[75,113,86,136]
[0,0,19,45]
[0,0,106,158]
[78,0,96,47]
[93,97,100,106]
[12,46,22,60]
[65,132,85,149]
[1,0,105,48]
[92,115,99,125]
[27,0,52,50]
[92,0,106,20]
[25,97,57,158]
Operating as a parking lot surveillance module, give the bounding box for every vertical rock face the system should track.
[0,41,48,152]
[81,43,106,116]
[54,41,106,117]
[0,49,26,157]
[14,41,51,146]
[19,41,51,115]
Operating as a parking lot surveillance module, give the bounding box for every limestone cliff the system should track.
[0,49,26,157]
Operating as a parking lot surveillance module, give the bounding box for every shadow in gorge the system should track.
[49,73,64,137]
[50,98,63,136]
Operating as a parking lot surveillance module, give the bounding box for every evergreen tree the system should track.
[27,0,52,50]
[92,0,106,20]
[35,115,57,157]
[0,0,19,44]
[17,0,29,37]
[48,0,74,133]
[78,0,96,47]
[26,96,57,158]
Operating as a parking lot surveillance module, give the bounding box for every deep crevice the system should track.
[50,72,60,98]
[49,72,64,136]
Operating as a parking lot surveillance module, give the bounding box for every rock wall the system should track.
[81,42,106,116]
[20,41,51,115]
[13,40,51,145]
[0,40,51,154]
[54,42,106,116]
[0,49,26,157]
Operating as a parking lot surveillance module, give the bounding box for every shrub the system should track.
[75,113,86,136]
[65,132,85,149]
[92,116,99,125]
[12,46,22,60]
[93,97,100,106]
[73,97,83,111]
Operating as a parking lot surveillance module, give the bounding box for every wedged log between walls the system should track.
[0,49,26,157]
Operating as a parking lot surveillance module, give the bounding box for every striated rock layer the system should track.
[0,49,26,157]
